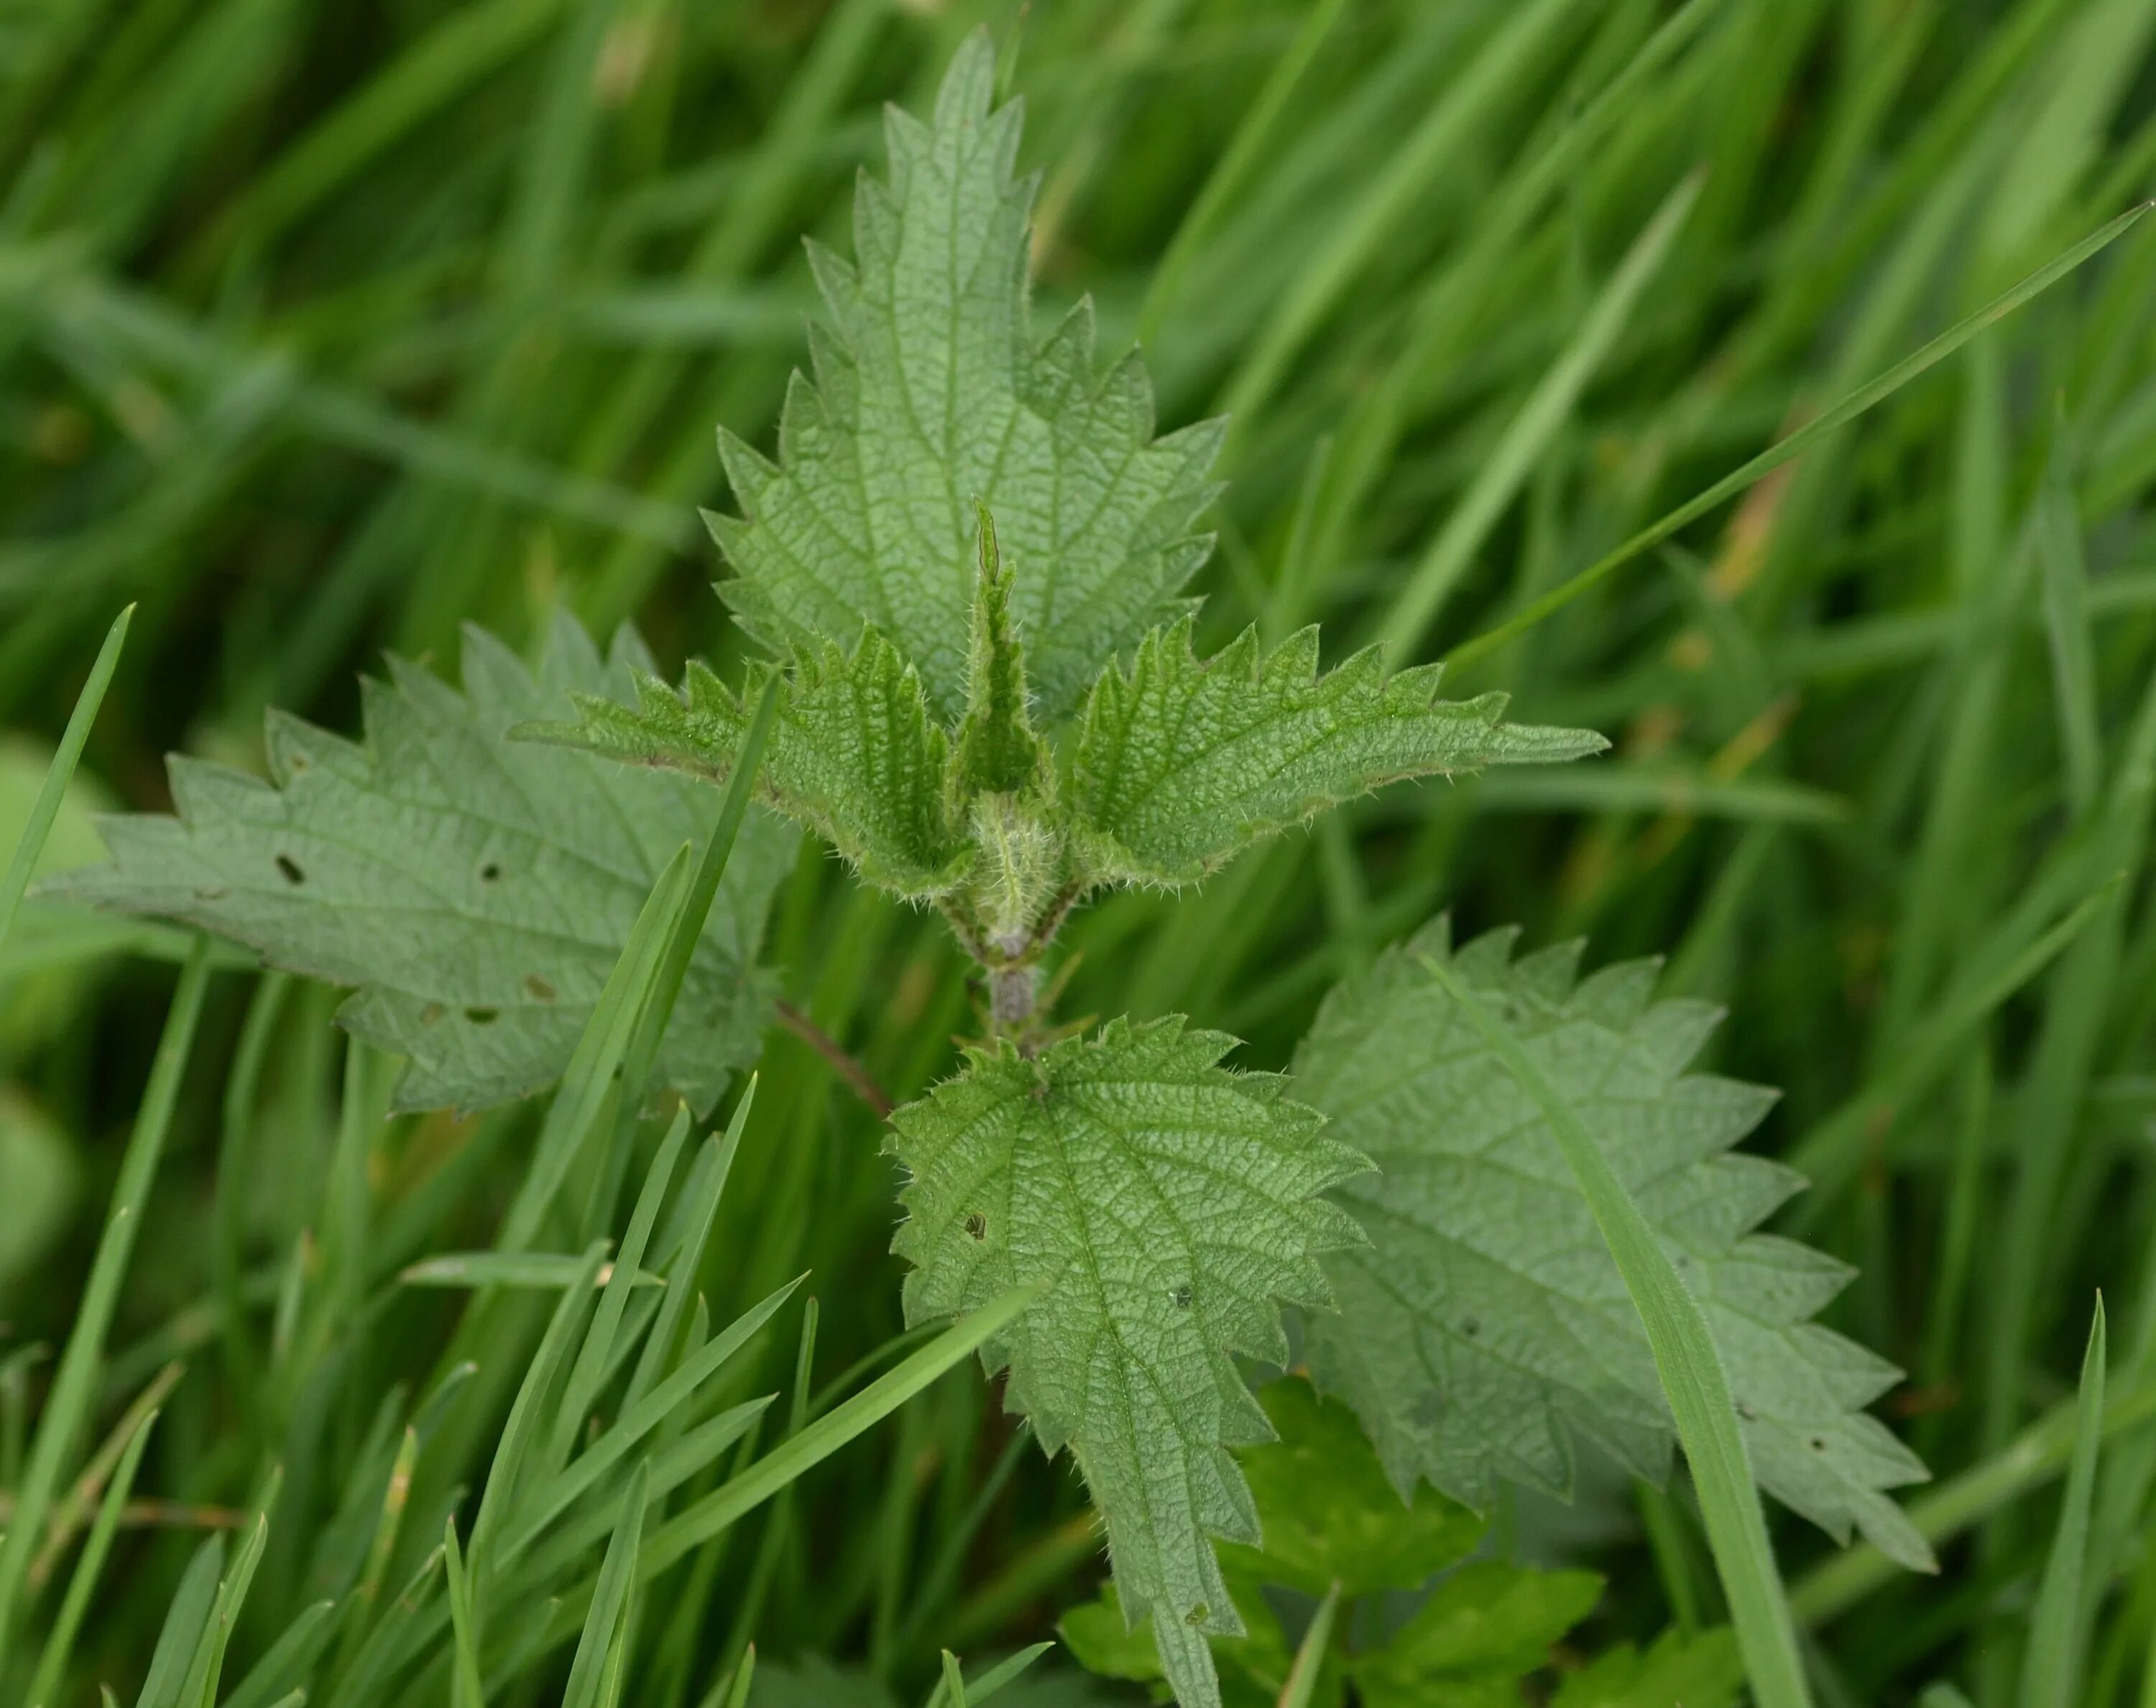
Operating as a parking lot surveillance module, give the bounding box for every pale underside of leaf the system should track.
[47,616,796,1113]
[1068,620,1608,887]
[531,629,969,897]
[888,1017,1369,1708]
[1294,918,1932,1571]
[709,30,1222,726]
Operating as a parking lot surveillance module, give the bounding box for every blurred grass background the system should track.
[6,0,2156,1701]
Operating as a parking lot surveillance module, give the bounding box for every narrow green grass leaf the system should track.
[133,1536,225,1708]
[23,1405,159,1708]
[176,1467,277,1708]
[623,1079,758,1414]
[397,1253,665,1290]
[956,1641,1054,1708]
[615,675,783,1131]
[2036,443,2101,818]
[497,847,691,1252]
[1136,0,1349,344]
[1216,0,1580,435]
[563,1459,649,1708]
[2020,1297,2106,1708]
[199,0,569,257]
[1279,1582,1340,1708]
[1422,954,1812,1708]
[500,1280,801,1561]
[218,1600,335,1708]
[639,1283,1044,1579]
[0,936,211,1663]
[443,1520,484,1708]
[0,603,129,956]
[1445,202,2154,671]
[1374,170,1702,659]
[549,1105,693,1468]
[939,1648,969,1708]
[465,1240,609,1595]
[320,1546,445,1708]
[213,972,288,1404]
[330,1428,414,1675]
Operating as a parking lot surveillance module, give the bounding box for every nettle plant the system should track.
[68,36,1930,1708]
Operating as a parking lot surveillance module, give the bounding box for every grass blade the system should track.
[23,1405,159,1708]
[0,936,213,1663]
[133,1536,224,1708]
[1445,202,2153,671]
[1279,1583,1340,1708]
[0,603,129,956]
[638,1284,1044,1579]
[1423,954,1812,1708]
[443,1520,484,1708]
[2019,1297,2106,1708]
[563,1459,648,1708]
[1373,169,1703,659]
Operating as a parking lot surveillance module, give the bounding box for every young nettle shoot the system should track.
[59,32,1938,1708]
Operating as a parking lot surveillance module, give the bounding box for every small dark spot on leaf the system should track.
[964,1212,987,1242]
[1171,1285,1193,1308]
[480,862,502,882]
[420,1004,444,1027]
[275,854,305,885]
[1810,1436,1826,1451]
[465,1007,499,1025]
[1461,1315,1480,1337]
[286,754,310,774]
[1736,1400,1757,1421]
[523,974,558,1003]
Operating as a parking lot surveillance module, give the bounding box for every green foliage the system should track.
[548,638,967,899]
[890,1018,1365,1708]
[1067,621,1604,888]
[707,32,1221,727]
[541,43,1603,1002]
[1548,1629,1740,1708]
[53,615,796,1112]
[1296,918,1932,1571]
[12,0,2144,1704]
[1353,1561,1603,1708]
[1217,1377,1482,1599]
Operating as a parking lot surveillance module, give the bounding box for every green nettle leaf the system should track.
[953,504,1053,803]
[1294,918,1932,1571]
[708,32,1222,726]
[50,617,796,1113]
[1068,621,1606,887]
[541,35,1603,1009]
[1350,1561,1603,1708]
[535,631,967,897]
[888,1017,1368,1708]
[1217,1376,1483,1600]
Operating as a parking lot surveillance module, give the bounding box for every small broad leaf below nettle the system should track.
[1217,1376,1483,1599]
[47,615,796,1114]
[1294,918,1933,1571]
[1069,622,1606,889]
[1550,1628,1741,1708]
[1352,1561,1603,1708]
[889,1017,1368,1708]
[1059,1575,1314,1708]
